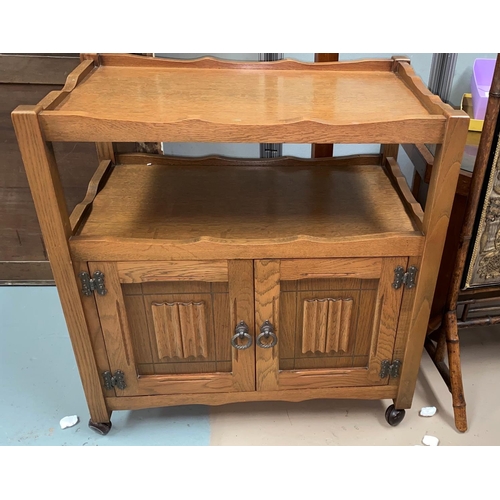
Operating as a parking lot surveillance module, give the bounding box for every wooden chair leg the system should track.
[444,310,468,432]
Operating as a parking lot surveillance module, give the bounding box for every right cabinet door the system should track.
[254,258,408,391]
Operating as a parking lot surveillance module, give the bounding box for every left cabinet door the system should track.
[88,260,255,396]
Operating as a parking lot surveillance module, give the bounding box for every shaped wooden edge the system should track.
[115,152,383,168]
[105,385,399,410]
[382,157,424,232]
[394,59,469,121]
[90,53,394,72]
[37,59,97,111]
[70,160,113,233]
[37,115,446,144]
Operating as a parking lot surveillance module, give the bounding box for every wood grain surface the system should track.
[36,56,447,143]
[76,162,419,244]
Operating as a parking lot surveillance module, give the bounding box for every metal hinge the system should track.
[392,266,418,289]
[102,370,126,390]
[380,359,402,379]
[79,271,107,296]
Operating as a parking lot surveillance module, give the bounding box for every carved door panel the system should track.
[89,260,255,396]
[254,258,407,391]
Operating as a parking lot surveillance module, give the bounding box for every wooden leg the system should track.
[12,106,110,424]
[444,311,467,432]
[395,115,469,411]
[434,328,447,363]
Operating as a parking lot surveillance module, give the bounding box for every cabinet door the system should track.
[89,260,255,396]
[254,258,407,391]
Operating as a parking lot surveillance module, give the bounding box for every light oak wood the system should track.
[122,293,154,365]
[39,115,446,144]
[89,261,139,397]
[11,105,109,423]
[122,281,232,374]
[277,257,405,389]
[302,298,353,353]
[366,258,406,383]
[228,260,256,392]
[395,61,454,116]
[117,261,228,283]
[328,298,352,353]
[91,260,255,396]
[281,258,382,280]
[106,385,399,410]
[69,160,112,232]
[383,157,424,231]
[75,162,420,250]
[390,256,420,387]
[254,260,281,391]
[35,55,448,143]
[70,234,424,262]
[396,113,469,408]
[133,372,237,395]
[12,54,469,428]
[117,152,383,168]
[151,301,208,359]
[279,277,377,371]
[75,261,112,383]
[37,59,95,110]
[278,368,385,390]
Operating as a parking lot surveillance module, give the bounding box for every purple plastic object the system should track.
[471,58,496,120]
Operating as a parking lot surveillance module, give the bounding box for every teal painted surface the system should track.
[0,287,210,446]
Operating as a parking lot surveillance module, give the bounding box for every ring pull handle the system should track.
[256,320,278,349]
[231,321,253,350]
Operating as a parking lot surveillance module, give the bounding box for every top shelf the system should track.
[36,54,458,144]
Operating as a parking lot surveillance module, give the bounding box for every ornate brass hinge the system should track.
[392,266,418,290]
[380,360,402,379]
[102,370,126,390]
[79,271,107,296]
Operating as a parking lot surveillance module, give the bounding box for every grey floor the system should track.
[1,286,499,445]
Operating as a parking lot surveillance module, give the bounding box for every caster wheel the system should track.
[385,404,405,427]
[88,419,112,435]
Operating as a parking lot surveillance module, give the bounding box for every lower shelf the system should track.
[70,155,423,260]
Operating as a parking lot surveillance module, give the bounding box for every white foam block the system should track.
[422,435,440,446]
[420,406,437,417]
[60,415,79,430]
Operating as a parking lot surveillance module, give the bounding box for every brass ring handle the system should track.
[256,320,277,348]
[231,321,253,350]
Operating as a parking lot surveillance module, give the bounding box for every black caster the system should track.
[385,404,405,426]
[88,419,112,435]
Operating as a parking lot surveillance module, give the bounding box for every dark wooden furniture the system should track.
[0,53,160,284]
[408,55,500,432]
[12,54,468,434]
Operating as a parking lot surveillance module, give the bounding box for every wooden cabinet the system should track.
[90,260,255,396]
[255,258,408,392]
[88,257,408,399]
[12,54,469,434]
